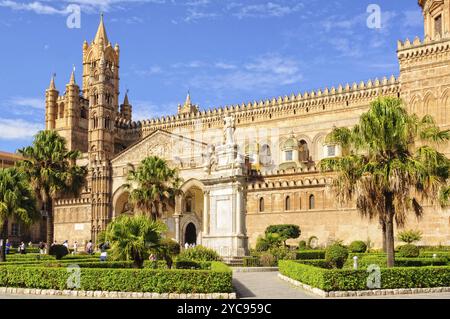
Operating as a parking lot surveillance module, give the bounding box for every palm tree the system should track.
[104,214,167,268]
[0,168,39,262]
[125,156,182,220]
[320,97,450,267]
[17,130,87,249]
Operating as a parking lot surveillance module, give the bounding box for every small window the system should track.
[285,196,291,211]
[11,223,20,236]
[309,195,315,210]
[435,14,442,37]
[80,107,87,119]
[259,197,264,212]
[186,197,192,213]
[327,145,336,157]
[285,150,293,161]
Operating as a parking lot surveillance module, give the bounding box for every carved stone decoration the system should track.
[223,115,236,145]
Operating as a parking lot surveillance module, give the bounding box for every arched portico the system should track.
[175,179,208,245]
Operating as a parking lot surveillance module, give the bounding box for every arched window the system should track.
[260,144,271,166]
[259,197,264,212]
[285,196,291,211]
[299,140,309,162]
[80,107,87,119]
[58,103,65,119]
[186,196,192,213]
[309,194,315,210]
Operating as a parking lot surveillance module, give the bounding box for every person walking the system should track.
[86,240,93,255]
[5,240,11,255]
[38,241,46,254]
[19,242,26,254]
[73,241,78,255]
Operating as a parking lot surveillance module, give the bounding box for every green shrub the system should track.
[296,250,326,260]
[279,260,450,292]
[397,230,422,244]
[173,258,201,270]
[49,245,69,260]
[398,244,420,258]
[268,246,296,261]
[159,238,181,256]
[259,252,277,267]
[0,262,232,293]
[298,240,307,251]
[325,243,349,269]
[265,225,301,245]
[178,246,220,262]
[243,257,260,267]
[349,241,367,253]
[255,236,271,252]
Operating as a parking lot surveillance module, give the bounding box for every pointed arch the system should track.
[440,89,450,125]
[423,91,437,120]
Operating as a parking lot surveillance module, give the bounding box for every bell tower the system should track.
[82,14,120,242]
[83,14,120,162]
[397,0,450,157]
[420,0,450,40]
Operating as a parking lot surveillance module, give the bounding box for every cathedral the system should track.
[47,1,450,261]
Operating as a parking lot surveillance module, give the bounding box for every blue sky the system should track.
[0,0,424,152]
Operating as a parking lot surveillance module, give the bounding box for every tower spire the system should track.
[123,89,130,105]
[94,13,109,45]
[185,91,191,106]
[69,66,76,85]
[48,73,56,90]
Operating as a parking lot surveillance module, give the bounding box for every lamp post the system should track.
[353,256,359,270]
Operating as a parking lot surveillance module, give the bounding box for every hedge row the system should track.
[343,256,448,269]
[0,262,232,293]
[295,250,326,260]
[279,260,450,291]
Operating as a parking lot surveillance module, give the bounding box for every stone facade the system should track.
[48,1,450,257]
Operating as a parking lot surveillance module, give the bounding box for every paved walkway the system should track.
[232,271,317,299]
[232,271,450,299]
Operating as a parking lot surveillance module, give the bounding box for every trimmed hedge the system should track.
[0,261,232,293]
[279,260,450,292]
[296,250,325,260]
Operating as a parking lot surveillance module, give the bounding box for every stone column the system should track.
[175,215,180,243]
[236,188,243,235]
[203,190,210,235]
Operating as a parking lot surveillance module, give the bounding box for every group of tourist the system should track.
[184,242,196,249]
[3,240,33,254]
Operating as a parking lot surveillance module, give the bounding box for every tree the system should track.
[397,229,422,244]
[0,168,39,262]
[104,214,166,268]
[125,156,182,221]
[265,224,301,246]
[18,131,87,249]
[320,97,450,267]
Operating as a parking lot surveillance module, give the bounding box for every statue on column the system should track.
[223,114,236,145]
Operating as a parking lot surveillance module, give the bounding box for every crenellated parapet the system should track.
[55,197,90,206]
[120,76,399,135]
[397,35,450,63]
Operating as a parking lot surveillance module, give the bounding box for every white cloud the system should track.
[0,0,69,15]
[0,118,43,140]
[7,97,45,109]
[403,9,423,28]
[132,100,178,120]
[232,2,304,19]
[0,0,165,15]
[188,53,303,92]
